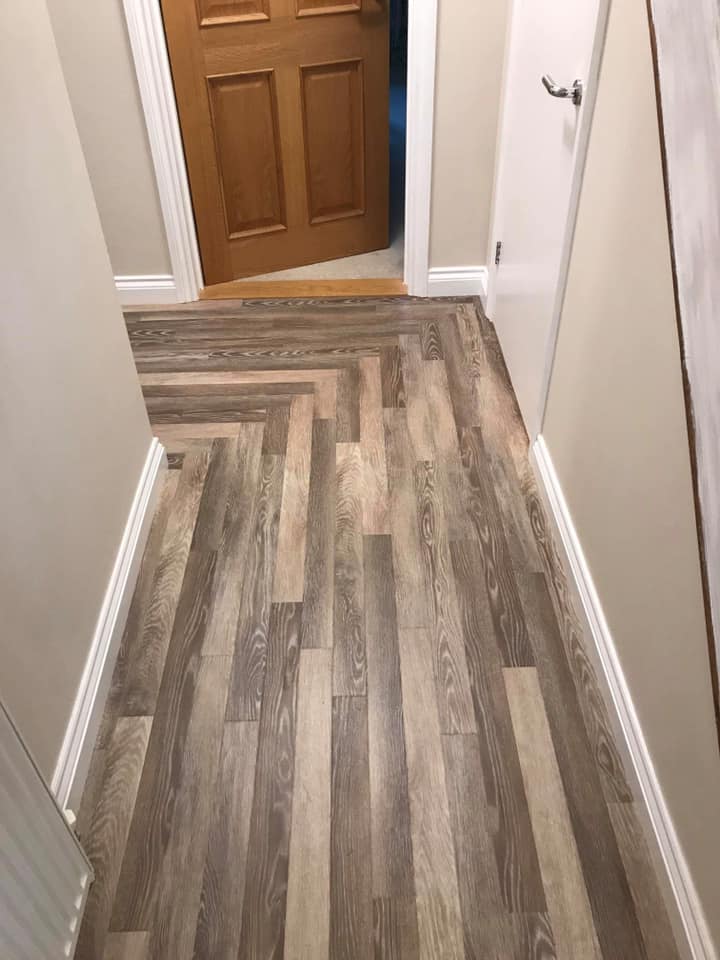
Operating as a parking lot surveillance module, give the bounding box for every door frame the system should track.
[121,0,437,301]
[485,0,611,438]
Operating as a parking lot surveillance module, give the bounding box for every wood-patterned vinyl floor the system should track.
[76,298,679,960]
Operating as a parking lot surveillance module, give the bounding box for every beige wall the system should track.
[0,0,153,780]
[46,0,171,278]
[429,0,508,269]
[543,0,720,941]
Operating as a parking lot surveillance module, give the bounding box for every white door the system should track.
[488,0,609,433]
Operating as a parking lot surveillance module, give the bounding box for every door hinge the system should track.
[495,241,503,266]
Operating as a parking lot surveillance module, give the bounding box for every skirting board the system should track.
[531,435,716,960]
[115,274,180,306]
[426,265,488,304]
[51,438,167,813]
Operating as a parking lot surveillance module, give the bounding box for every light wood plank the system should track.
[284,649,332,960]
[300,419,336,648]
[505,667,603,960]
[199,279,407,300]
[397,628,463,959]
[334,443,366,695]
[398,334,434,461]
[103,932,149,960]
[359,356,390,534]
[273,394,314,601]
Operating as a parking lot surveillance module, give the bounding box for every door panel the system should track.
[161,0,389,285]
[490,0,607,432]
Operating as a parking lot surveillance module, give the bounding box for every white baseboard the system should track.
[51,438,167,812]
[115,274,180,306]
[531,435,716,960]
[427,265,488,304]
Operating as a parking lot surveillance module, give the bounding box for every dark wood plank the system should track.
[449,539,547,914]
[226,454,285,721]
[193,721,259,960]
[238,603,301,960]
[518,572,647,958]
[331,696,373,960]
[262,404,290,456]
[380,345,406,408]
[300,418,336,649]
[373,898,419,960]
[111,548,218,930]
[336,363,361,442]
[414,460,476,734]
[363,535,415,899]
[460,426,535,667]
[334,442,366,695]
[420,319,444,360]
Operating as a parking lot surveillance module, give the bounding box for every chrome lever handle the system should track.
[541,74,583,106]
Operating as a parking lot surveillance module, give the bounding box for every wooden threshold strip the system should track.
[199,278,408,301]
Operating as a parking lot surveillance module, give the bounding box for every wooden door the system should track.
[161,0,390,285]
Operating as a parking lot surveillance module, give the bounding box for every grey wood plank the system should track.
[300,419,336,649]
[193,721,259,960]
[331,696,373,960]
[103,932,149,960]
[238,603,302,960]
[334,443,366,695]
[364,535,415,900]
[274,395,314,601]
[372,898,419,960]
[226,454,285,721]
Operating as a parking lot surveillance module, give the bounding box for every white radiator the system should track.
[0,703,92,958]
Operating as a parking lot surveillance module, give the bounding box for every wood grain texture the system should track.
[359,356,391,534]
[201,280,407,300]
[75,718,152,960]
[300,419,336,649]
[334,442,366,695]
[364,535,414,899]
[193,721,259,960]
[239,603,302,960]
[505,667,603,960]
[331,696,373,960]
[274,394,314,601]
[285,649,332,960]
[77,297,673,959]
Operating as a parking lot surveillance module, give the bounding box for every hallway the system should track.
[76,298,678,959]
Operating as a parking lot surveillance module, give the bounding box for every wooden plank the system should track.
[397,627,462,959]
[153,422,242,441]
[359,356,390,534]
[199,279,408,300]
[460,426,535,667]
[122,446,210,715]
[372,898,419,960]
[226,454,285,721]
[422,359,468,540]
[608,802,680,960]
[300,419,336,648]
[75,718,152,960]
[334,443,366,695]
[203,424,264,655]
[336,363,361,443]
[414,460,476,734]
[103,932,149,960]
[273,394,314,601]
[193,721,259,960]
[363,535,414,899]
[419,319,443,360]
[239,603,302,960]
[190,438,237,553]
[516,572,646,957]
[505,667,603,960]
[139,369,338,387]
[330,696,373,960]
[262,404,290,456]
[442,733,512,959]
[383,409,431,628]
[111,549,218,930]
[379,345,406,408]
[449,539,546,914]
[398,334,433,461]
[284,649,332,960]
[147,655,233,959]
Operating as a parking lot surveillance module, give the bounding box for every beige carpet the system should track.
[249,228,404,281]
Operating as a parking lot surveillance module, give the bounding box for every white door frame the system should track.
[121,0,437,301]
[485,0,611,439]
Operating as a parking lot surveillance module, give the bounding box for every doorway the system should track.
[121,0,435,301]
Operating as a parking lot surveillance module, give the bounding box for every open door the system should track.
[161,0,389,286]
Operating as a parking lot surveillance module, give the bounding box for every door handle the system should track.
[541,74,583,106]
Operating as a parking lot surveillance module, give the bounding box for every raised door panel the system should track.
[300,60,365,224]
[196,0,270,26]
[207,71,287,239]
